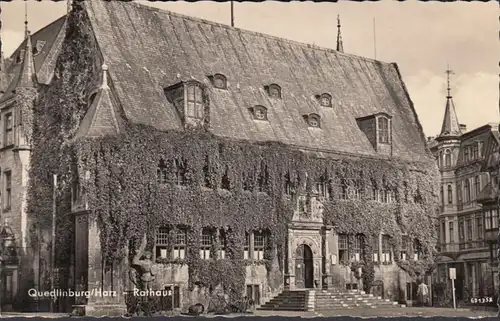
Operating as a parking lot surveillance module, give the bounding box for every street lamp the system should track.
[0,222,17,314]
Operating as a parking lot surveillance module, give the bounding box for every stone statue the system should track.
[311,197,324,221]
[130,233,158,290]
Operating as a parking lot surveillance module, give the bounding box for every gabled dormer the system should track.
[164,80,207,128]
[356,112,393,156]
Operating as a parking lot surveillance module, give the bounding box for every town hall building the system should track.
[0,0,438,314]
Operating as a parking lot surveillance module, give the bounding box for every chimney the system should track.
[459,124,467,133]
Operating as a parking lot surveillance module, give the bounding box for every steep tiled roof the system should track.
[1,15,66,103]
[83,1,430,162]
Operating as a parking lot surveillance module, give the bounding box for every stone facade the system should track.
[429,83,499,304]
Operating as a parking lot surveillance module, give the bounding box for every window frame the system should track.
[3,171,11,211]
[445,150,451,167]
[381,235,392,263]
[307,114,321,128]
[319,93,332,107]
[185,83,204,119]
[212,74,227,89]
[200,228,213,260]
[377,116,390,144]
[266,84,282,99]
[4,112,13,147]
[253,231,266,260]
[253,106,268,121]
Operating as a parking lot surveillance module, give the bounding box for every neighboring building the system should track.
[4,1,438,314]
[0,15,67,311]
[430,70,499,304]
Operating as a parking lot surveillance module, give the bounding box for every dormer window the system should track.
[210,73,227,89]
[252,105,268,121]
[317,93,332,107]
[304,113,321,128]
[186,83,204,119]
[377,116,390,144]
[265,84,282,99]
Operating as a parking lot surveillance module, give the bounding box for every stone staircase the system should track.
[258,289,404,312]
[314,289,404,311]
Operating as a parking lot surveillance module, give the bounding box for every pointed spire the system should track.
[18,31,36,88]
[336,15,344,53]
[439,65,461,137]
[24,0,29,38]
[101,63,109,89]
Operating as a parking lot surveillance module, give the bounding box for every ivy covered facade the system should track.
[23,0,439,315]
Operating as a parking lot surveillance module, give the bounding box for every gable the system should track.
[82,1,430,162]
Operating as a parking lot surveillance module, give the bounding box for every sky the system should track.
[1,0,498,138]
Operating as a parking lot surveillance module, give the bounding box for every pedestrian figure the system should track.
[417,281,429,307]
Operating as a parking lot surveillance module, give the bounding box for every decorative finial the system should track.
[67,0,72,15]
[230,1,234,27]
[101,63,109,89]
[336,14,344,53]
[24,0,29,38]
[445,64,455,98]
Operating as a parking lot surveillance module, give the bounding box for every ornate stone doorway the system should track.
[295,244,314,288]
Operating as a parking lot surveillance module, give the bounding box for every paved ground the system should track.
[0,307,498,318]
[254,307,498,318]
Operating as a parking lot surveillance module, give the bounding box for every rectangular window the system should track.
[477,216,483,239]
[155,226,170,260]
[473,144,479,159]
[401,236,409,260]
[377,117,390,144]
[493,210,499,229]
[441,221,446,244]
[466,218,473,241]
[449,222,454,243]
[338,234,349,263]
[200,228,213,260]
[218,230,227,259]
[413,239,422,260]
[157,159,168,184]
[351,235,362,261]
[4,171,11,210]
[186,84,204,119]
[381,235,392,263]
[486,210,492,230]
[316,178,330,200]
[172,229,187,260]
[464,147,469,162]
[172,159,186,186]
[372,236,379,262]
[459,219,465,240]
[244,232,250,260]
[4,113,12,147]
[253,231,266,260]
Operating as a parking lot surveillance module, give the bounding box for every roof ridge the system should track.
[129,1,390,66]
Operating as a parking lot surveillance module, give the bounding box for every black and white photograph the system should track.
[0,0,498,318]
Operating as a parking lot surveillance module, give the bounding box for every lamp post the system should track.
[0,221,17,315]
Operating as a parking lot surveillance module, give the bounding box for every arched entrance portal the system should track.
[295,244,314,288]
